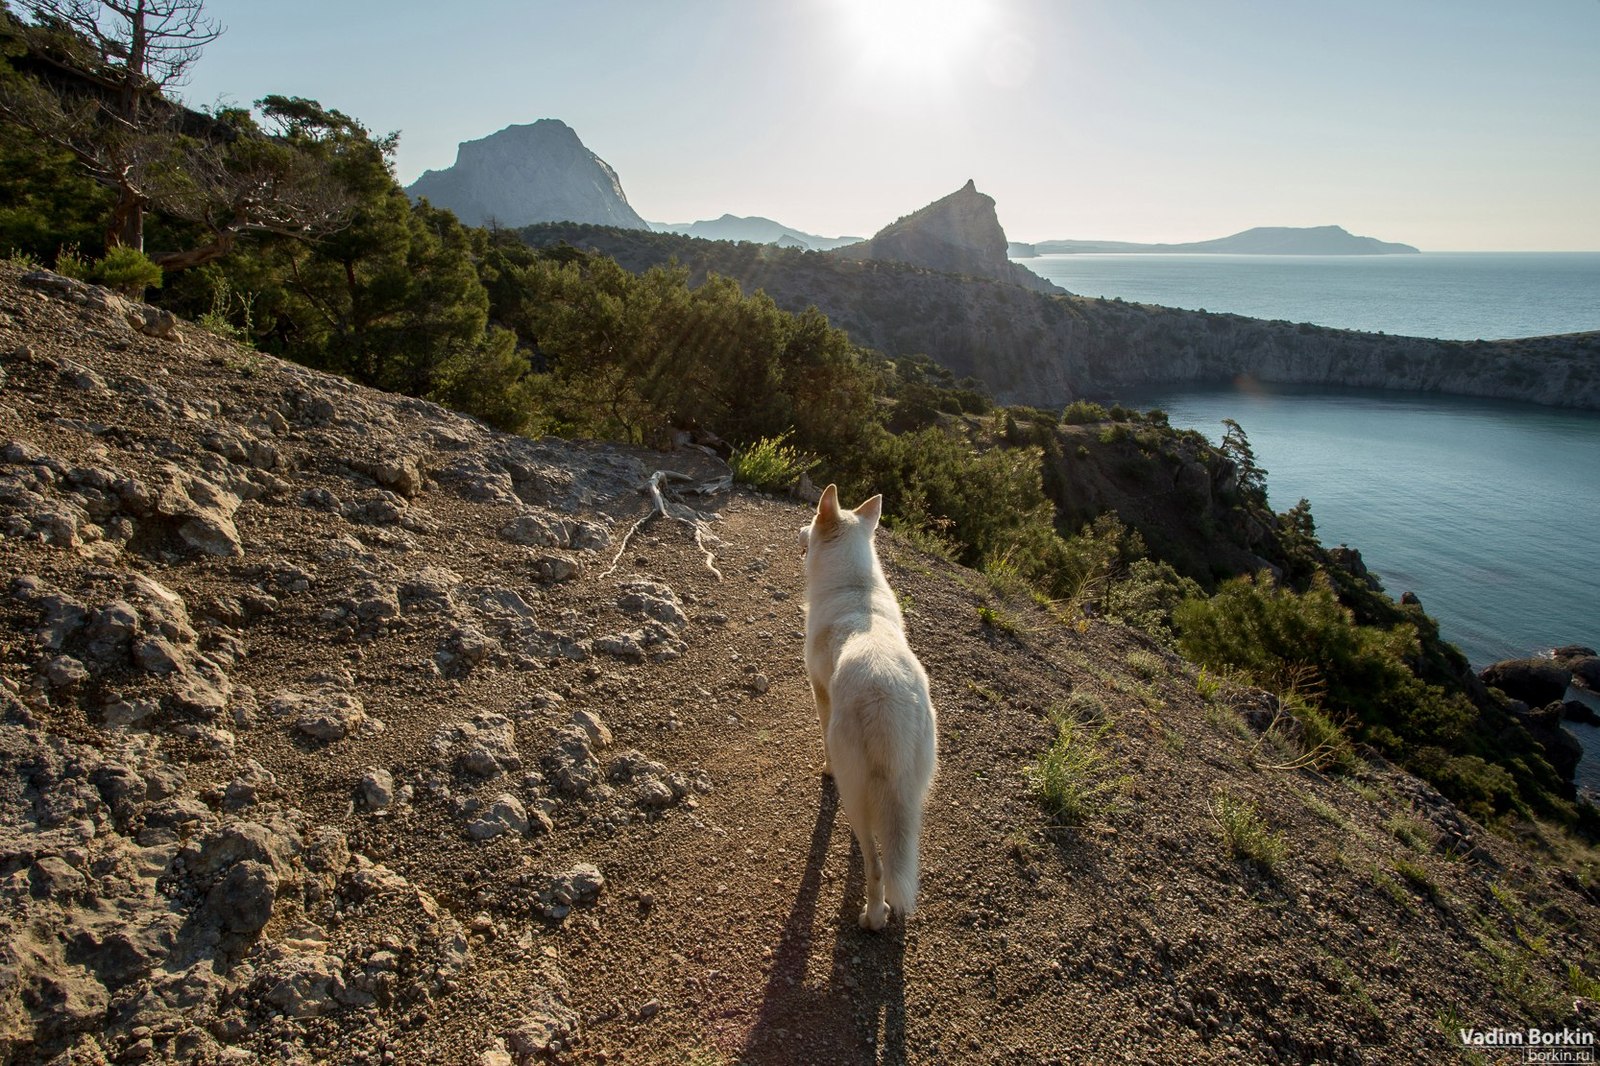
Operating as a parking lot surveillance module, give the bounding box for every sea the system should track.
[1021,250,1600,340]
[1015,251,1600,795]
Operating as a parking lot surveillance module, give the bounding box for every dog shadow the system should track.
[738,778,909,1065]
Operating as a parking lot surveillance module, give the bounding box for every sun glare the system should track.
[836,0,993,82]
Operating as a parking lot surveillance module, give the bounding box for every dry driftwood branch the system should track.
[599,470,725,580]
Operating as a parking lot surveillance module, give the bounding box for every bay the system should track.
[1019,251,1600,340]
[1118,381,1600,796]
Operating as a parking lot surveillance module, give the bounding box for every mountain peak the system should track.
[405,120,647,230]
[832,182,1060,293]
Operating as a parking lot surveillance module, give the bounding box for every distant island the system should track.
[1010,225,1420,257]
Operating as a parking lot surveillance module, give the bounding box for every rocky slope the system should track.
[0,264,1596,1064]
[520,223,1600,411]
[829,181,1062,295]
[407,121,648,230]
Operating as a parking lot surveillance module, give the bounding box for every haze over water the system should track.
[1022,252,1600,340]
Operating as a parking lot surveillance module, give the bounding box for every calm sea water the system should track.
[1019,251,1600,340]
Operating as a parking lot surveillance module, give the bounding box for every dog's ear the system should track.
[816,483,840,529]
[853,494,883,528]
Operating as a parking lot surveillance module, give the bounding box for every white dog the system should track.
[800,484,937,931]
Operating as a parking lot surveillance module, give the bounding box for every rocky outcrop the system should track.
[1511,702,1585,796]
[1553,645,1600,691]
[1480,658,1572,708]
[407,119,648,229]
[830,180,1062,294]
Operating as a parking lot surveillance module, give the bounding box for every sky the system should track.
[178,0,1600,251]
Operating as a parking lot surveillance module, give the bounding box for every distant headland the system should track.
[1010,225,1420,257]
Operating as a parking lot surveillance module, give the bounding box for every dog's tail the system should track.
[878,782,924,917]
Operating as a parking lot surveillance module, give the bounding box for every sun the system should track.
[834,0,994,82]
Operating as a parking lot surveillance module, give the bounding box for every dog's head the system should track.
[800,483,882,560]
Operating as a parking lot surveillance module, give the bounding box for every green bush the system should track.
[1211,792,1287,871]
[53,244,90,280]
[1103,557,1203,643]
[1173,572,1548,815]
[1062,399,1110,425]
[92,246,162,297]
[730,431,819,493]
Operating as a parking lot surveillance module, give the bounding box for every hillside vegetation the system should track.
[516,222,1600,411]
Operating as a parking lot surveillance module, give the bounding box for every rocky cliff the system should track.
[407,120,648,230]
[1,265,1595,1064]
[521,223,1600,411]
[830,180,1061,294]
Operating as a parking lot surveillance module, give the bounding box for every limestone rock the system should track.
[406,119,649,230]
[359,768,396,811]
[1552,646,1600,691]
[272,688,366,743]
[828,180,1062,295]
[465,793,529,840]
[431,714,521,778]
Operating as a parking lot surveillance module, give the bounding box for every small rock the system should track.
[618,581,687,630]
[467,793,529,840]
[637,780,674,808]
[29,855,87,900]
[550,863,605,906]
[360,768,396,811]
[134,636,184,675]
[505,1002,581,1061]
[44,654,90,688]
[532,554,580,583]
[570,709,613,749]
[204,860,278,934]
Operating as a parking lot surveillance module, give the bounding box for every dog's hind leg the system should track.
[848,789,889,931]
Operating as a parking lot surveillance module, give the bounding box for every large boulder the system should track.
[1551,646,1600,691]
[1479,658,1571,708]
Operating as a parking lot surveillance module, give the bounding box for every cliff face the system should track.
[830,180,1062,294]
[406,120,648,229]
[521,223,1600,411]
